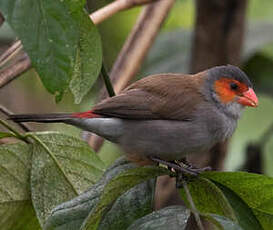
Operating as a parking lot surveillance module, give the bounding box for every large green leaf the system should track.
[0,143,40,230]
[206,214,243,230]
[212,182,262,230]
[64,0,102,104]
[179,177,236,221]
[98,175,155,229]
[127,205,190,230]
[204,172,273,230]
[69,14,102,104]
[0,0,102,103]
[81,166,170,230]
[178,173,265,229]
[30,132,105,227]
[44,157,156,230]
[0,0,78,101]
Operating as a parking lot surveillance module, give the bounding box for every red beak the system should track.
[237,88,258,107]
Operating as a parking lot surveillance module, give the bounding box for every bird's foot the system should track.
[150,157,204,176]
[150,157,211,188]
[176,158,212,172]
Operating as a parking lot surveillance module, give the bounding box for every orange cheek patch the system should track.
[214,78,238,103]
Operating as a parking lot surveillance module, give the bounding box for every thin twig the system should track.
[90,0,157,24]
[0,53,31,88]
[110,0,175,93]
[0,12,4,27]
[101,64,115,97]
[182,180,205,230]
[88,0,176,151]
[0,105,31,132]
[0,40,23,68]
[0,119,27,141]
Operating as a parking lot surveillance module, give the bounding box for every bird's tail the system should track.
[8,110,100,124]
[8,113,74,123]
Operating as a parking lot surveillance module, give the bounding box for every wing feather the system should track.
[93,73,206,120]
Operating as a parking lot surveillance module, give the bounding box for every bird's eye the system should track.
[230,82,238,91]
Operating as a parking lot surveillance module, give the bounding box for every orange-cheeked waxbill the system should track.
[9,65,258,165]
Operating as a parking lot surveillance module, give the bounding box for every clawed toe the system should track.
[150,157,211,176]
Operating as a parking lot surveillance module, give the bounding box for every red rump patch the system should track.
[72,110,101,118]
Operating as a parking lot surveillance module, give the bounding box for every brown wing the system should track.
[92,73,206,120]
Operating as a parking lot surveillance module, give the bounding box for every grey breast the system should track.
[119,119,215,161]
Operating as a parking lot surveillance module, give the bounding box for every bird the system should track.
[9,65,258,173]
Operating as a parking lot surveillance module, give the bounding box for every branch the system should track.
[88,0,176,151]
[0,53,31,89]
[0,119,27,141]
[0,12,4,27]
[0,40,23,68]
[0,0,157,89]
[90,0,157,25]
[101,63,115,97]
[0,105,31,132]
[109,0,175,93]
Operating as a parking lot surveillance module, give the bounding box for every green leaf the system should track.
[127,205,190,230]
[205,214,243,230]
[69,14,102,104]
[0,132,15,139]
[1,201,41,230]
[0,0,79,101]
[179,177,236,221]
[63,0,102,104]
[44,157,156,230]
[212,181,262,230]
[98,177,155,230]
[203,171,273,230]
[0,0,102,103]
[81,166,170,230]
[0,143,40,230]
[29,132,105,227]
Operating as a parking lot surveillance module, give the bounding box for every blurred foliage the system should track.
[248,0,273,20]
